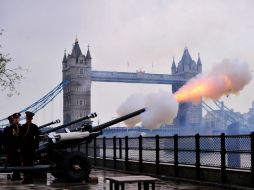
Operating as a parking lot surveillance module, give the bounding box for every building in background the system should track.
[62,39,92,124]
[171,48,202,128]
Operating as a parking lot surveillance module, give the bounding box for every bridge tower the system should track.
[172,47,202,127]
[62,38,92,124]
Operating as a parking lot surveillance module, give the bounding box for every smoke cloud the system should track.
[117,93,145,127]
[117,59,252,129]
[141,91,178,129]
[117,91,178,129]
[174,59,253,102]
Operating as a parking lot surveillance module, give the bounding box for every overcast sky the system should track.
[1,0,254,125]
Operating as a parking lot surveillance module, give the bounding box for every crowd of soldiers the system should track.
[1,111,40,184]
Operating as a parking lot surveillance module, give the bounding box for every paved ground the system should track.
[0,169,243,189]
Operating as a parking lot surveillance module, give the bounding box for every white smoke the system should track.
[116,93,145,127]
[141,91,178,129]
[117,91,178,129]
[209,59,253,94]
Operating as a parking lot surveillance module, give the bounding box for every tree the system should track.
[0,29,24,97]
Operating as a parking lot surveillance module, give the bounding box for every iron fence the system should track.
[81,133,254,186]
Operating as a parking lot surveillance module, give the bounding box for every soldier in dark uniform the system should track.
[20,111,40,184]
[0,116,13,163]
[6,115,14,180]
[3,113,22,180]
[0,116,12,154]
[7,115,14,125]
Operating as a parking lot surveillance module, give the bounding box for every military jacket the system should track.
[20,123,40,151]
[3,124,22,149]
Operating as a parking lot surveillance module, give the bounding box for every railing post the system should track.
[221,133,226,184]
[103,136,106,167]
[195,133,200,180]
[94,138,97,166]
[139,135,143,173]
[174,134,178,177]
[125,136,129,171]
[113,136,117,169]
[119,138,122,159]
[251,132,254,187]
[156,135,160,175]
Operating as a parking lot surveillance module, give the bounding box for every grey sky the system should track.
[1,0,254,125]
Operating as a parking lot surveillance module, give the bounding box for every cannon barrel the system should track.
[42,112,97,134]
[38,119,61,129]
[92,108,145,132]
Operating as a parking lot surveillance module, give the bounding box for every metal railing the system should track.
[79,133,254,186]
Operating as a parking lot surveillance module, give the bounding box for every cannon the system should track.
[38,119,61,130]
[0,108,146,182]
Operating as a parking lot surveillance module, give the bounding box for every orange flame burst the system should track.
[174,75,234,103]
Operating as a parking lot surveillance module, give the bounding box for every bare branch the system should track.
[0,30,24,96]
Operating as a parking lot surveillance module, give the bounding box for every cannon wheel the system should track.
[52,151,91,182]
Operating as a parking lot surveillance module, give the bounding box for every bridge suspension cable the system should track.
[201,101,233,128]
[202,100,251,129]
[0,80,69,127]
[212,100,251,128]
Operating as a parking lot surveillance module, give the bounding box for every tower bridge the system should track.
[91,70,187,84]
[62,39,203,128]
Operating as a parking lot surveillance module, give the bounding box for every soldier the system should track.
[3,113,22,180]
[0,116,12,153]
[6,115,14,180]
[0,116,13,163]
[20,111,40,184]
[7,115,14,125]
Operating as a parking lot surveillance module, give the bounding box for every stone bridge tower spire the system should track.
[171,47,202,128]
[62,38,92,125]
